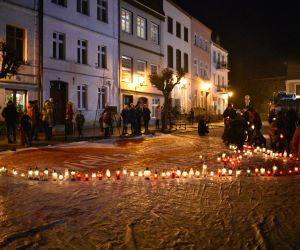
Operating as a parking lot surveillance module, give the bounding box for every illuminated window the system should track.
[121,9,132,33]
[121,56,132,83]
[150,22,159,44]
[137,16,146,39]
[150,64,158,75]
[6,25,25,62]
[137,60,146,84]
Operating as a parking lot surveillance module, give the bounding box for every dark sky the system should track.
[173,0,300,85]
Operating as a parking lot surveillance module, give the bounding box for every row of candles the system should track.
[0,164,299,182]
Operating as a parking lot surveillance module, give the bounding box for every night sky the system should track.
[174,0,300,85]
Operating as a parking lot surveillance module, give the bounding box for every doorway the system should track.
[50,81,68,125]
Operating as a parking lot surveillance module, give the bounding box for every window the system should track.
[204,63,208,78]
[97,45,107,68]
[194,34,197,46]
[6,25,25,62]
[97,0,107,23]
[150,64,158,75]
[121,9,132,33]
[167,16,173,34]
[184,53,188,73]
[213,51,216,63]
[77,40,87,64]
[217,75,220,85]
[77,0,89,15]
[51,0,67,7]
[176,22,181,38]
[200,61,203,76]
[137,16,146,39]
[184,27,188,42]
[121,56,132,83]
[176,49,181,71]
[205,40,208,51]
[152,97,160,118]
[193,59,198,76]
[222,76,224,87]
[52,32,65,60]
[77,85,87,110]
[199,36,203,48]
[150,22,159,44]
[124,95,133,106]
[97,87,106,111]
[5,89,26,112]
[167,45,173,68]
[137,60,146,84]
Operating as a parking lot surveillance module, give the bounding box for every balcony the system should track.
[216,62,229,70]
[216,85,228,93]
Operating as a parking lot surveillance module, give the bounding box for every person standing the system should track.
[155,105,161,129]
[101,106,112,138]
[75,110,85,138]
[33,100,41,140]
[41,100,53,140]
[142,104,151,133]
[65,101,74,140]
[2,100,18,143]
[27,101,36,141]
[129,103,136,135]
[135,103,143,135]
[121,105,129,135]
[20,109,32,147]
[190,108,195,124]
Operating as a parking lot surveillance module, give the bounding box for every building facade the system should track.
[190,17,212,115]
[43,0,119,125]
[120,0,165,119]
[211,41,229,115]
[163,0,191,113]
[285,62,300,98]
[0,0,39,115]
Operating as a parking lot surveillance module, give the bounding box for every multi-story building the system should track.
[119,0,165,118]
[163,0,191,113]
[43,0,119,125]
[286,62,300,97]
[211,39,229,115]
[190,17,212,114]
[0,0,39,114]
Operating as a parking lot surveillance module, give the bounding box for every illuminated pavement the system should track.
[0,129,300,249]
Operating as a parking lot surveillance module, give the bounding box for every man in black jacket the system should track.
[2,100,18,143]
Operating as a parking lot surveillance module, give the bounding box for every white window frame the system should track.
[121,8,132,33]
[77,0,89,15]
[97,0,108,23]
[77,85,87,110]
[77,39,87,64]
[53,31,65,60]
[194,33,197,46]
[193,58,198,76]
[150,22,159,44]
[137,16,146,39]
[137,60,146,84]
[199,36,203,48]
[150,64,158,76]
[200,61,203,77]
[121,56,132,83]
[97,87,106,111]
[97,45,107,68]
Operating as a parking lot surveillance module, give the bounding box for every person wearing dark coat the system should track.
[2,100,18,143]
[75,111,85,138]
[134,103,143,135]
[142,104,151,133]
[121,105,130,135]
[198,115,209,136]
[230,111,246,150]
[128,103,136,135]
[20,109,32,147]
[222,103,237,145]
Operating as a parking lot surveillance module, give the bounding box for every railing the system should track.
[216,62,229,70]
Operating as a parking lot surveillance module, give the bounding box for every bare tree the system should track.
[0,41,21,79]
[149,68,185,130]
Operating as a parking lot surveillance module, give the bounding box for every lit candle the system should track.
[161,170,166,178]
[176,167,181,178]
[246,168,251,177]
[92,172,97,179]
[182,169,188,178]
[260,168,265,176]
[288,169,293,175]
[116,168,121,180]
[218,169,222,177]
[52,170,58,181]
[272,165,277,175]
[222,153,226,158]
[236,168,241,177]
[210,171,214,177]
[97,171,103,180]
[34,167,39,180]
[44,168,49,181]
[138,170,143,177]
[202,164,207,177]
[255,168,259,176]
[267,170,271,176]
[85,173,89,181]
[154,170,158,179]
[167,171,172,178]
[76,172,82,181]
[228,168,233,176]
[283,151,287,158]
[106,169,111,178]
[71,170,76,180]
[21,173,25,177]
[222,167,227,176]
[217,157,221,162]
[12,168,18,176]
[59,173,64,181]
[64,169,69,179]
[130,171,135,177]
[144,167,151,179]
[189,168,194,177]
[195,169,200,177]
[28,168,33,179]
[123,168,127,176]
[294,167,299,174]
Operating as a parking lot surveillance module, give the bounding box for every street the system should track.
[0,128,300,249]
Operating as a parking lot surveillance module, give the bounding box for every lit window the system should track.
[121,9,132,33]
[121,56,132,83]
[150,22,159,44]
[77,0,89,15]
[137,60,146,84]
[137,16,146,39]
[6,25,25,62]
[77,40,87,64]
[77,85,87,110]
[97,0,107,23]
[150,64,158,75]
[97,45,107,68]
[53,32,65,60]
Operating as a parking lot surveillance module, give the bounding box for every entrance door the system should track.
[50,81,67,124]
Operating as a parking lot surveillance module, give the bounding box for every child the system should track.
[20,109,32,147]
[75,111,85,138]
